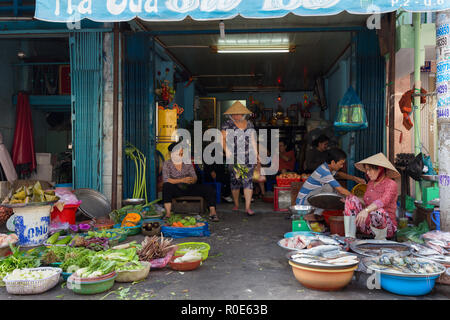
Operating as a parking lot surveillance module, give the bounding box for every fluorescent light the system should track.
[214,45,293,54]
[218,49,290,53]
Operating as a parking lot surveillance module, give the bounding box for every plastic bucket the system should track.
[13,205,52,247]
[51,204,79,225]
[322,210,344,225]
[329,216,345,236]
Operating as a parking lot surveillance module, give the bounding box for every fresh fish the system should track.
[322,250,341,258]
[410,243,441,256]
[302,245,341,257]
[391,256,406,267]
[316,235,340,246]
[378,254,391,266]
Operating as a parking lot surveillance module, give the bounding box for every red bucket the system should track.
[322,210,344,225]
[51,204,80,225]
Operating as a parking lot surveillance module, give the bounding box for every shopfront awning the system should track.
[35,0,450,23]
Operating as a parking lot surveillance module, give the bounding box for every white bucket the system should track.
[13,205,52,247]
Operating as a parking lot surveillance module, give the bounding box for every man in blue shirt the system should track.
[296,148,365,214]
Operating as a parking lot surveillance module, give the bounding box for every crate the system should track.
[172,196,204,214]
[276,177,302,187]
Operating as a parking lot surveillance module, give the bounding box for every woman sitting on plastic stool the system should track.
[162,140,219,222]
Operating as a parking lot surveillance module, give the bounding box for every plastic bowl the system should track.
[169,255,202,271]
[115,261,151,283]
[288,261,357,291]
[284,231,317,238]
[67,273,117,295]
[61,272,72,281]
[113,223,142,236]
[141,219,164,237]
[175,242,210,261]
[379,273,440,296]
[49,262,62,267]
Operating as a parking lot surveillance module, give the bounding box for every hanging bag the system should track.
[334,86,368,132]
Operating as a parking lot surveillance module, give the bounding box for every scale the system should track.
[289,205,314,232]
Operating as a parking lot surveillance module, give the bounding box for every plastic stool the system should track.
[204,182,222,204]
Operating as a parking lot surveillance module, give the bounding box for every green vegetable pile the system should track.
[0,245,41,285]
[166,214,202,227]
[46,232,72,245]
[85,230,119,239]
[396,221,429,244]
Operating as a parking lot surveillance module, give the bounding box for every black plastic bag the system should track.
[406,153,424,181]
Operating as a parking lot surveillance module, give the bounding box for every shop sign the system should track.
[35,0,450,23]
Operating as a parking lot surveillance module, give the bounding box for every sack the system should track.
[334,87,368,132]
[406,153,424,181]
[161,222,210,239]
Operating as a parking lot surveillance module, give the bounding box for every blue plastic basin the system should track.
[284,231,317,238]
[380,273,439,296]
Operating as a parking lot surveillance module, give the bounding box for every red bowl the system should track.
[168,255,202,271]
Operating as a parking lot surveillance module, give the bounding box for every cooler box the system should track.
[274,186,291,212]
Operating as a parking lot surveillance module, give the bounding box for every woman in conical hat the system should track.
[351,153,400,239]
[221,101,258,216]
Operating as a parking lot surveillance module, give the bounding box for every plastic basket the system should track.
[51,204,80,225]
[276,177,302,187]
[161,223,210,239]
[175,242,210,261]
[3,267,62,295]
[113,223,142,236]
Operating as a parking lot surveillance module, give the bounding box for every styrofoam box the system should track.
[36,153,52,165]
[30,164,53,182]
[0,181,11,200]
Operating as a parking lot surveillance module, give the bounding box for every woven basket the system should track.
[0,207,13,225]
[3,267,62,295]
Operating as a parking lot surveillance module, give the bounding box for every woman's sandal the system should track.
[246,209,255,216]
[209,215,220,222]
[232,207,240,212]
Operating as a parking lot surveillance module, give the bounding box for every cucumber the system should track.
[47,232,61,244]
[55,235,72,245]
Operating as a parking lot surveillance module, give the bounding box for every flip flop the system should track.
[209,215,220,222]
[232,207,240,212]
[246,209,255,216]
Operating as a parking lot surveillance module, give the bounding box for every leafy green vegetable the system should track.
[0,244,41,285]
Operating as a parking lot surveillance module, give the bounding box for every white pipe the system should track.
[436,10,450,231]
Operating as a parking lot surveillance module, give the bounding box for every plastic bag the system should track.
[406,153,424,181]
[334,87,368,132]
[148,247,177,269]
[396,221,429,243]
[161,223,210,239]
[422,154,437,175]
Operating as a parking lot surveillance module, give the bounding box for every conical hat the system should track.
[355,153,400,179]
[223,101,252,115]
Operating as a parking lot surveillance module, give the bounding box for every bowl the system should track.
[168,255,202,271]
[284,231,317,238]
[49,262,62,267]
[175,242,210,261]
[115,261,151,283]
[288,260,357,291]
[141,219,164,237]
[379,273,440,296]
[113,223,142,236]
[67,273,117,295]
[61,272,72,281]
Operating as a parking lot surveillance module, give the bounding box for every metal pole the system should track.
[388,12,396,164]
[413,13,422,201]
[436,11,450,231]
[111,23,119,210]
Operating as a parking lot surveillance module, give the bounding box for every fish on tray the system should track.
[369,254,443,275]
[302,245,341,257]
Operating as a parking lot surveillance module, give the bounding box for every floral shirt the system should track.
[162,160,197,184]
[221,119,256,165]
[363,178,398,227]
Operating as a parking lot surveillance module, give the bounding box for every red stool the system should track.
[274,186,291,212]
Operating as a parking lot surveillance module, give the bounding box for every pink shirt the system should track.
[363,178,398,227]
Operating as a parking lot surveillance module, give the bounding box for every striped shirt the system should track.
[296,162,340,204]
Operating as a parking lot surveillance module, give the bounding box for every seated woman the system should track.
[352,153,400,239]
[304,134,329,173]
[162,141,219,222]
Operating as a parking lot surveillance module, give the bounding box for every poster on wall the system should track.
[197,97,217,129]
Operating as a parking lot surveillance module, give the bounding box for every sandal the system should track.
[232,207,240,212]
[246,209,255,216]
[209,215,220,222]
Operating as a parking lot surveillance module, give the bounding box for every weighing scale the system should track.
[289,205,314,232]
